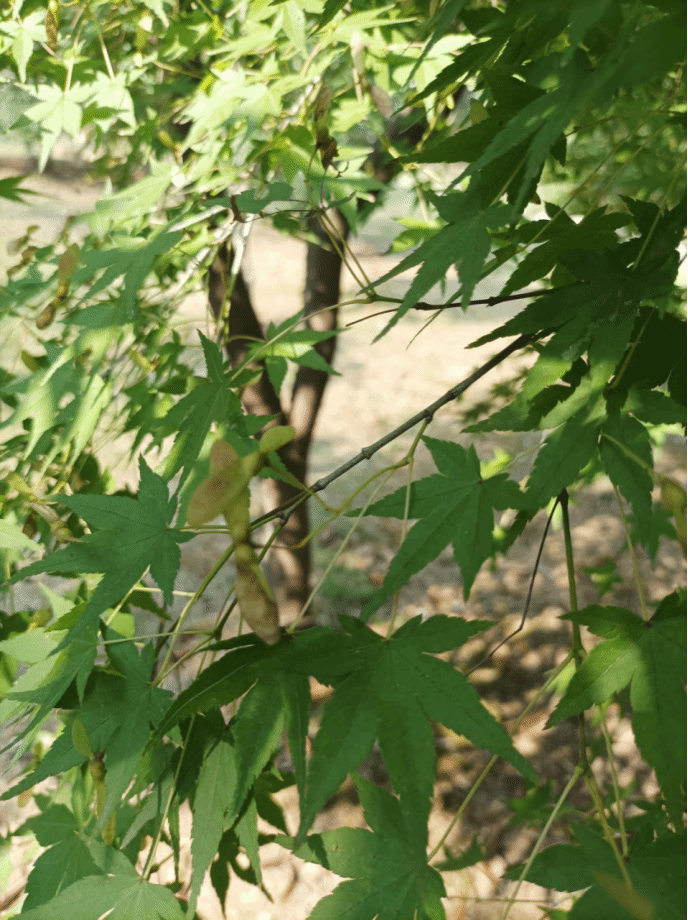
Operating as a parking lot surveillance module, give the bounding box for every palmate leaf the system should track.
[506,824,685,920]
[157,333,246,487]
[0,174,38,202]
[3,606,98,744]
[16,871,185,920]
[2,641,172,815]
[69,227,183,314]
[456,9,660,213]
[354,436,525,613]
[188,731,237,917]
[6,459,187,736]
[279,775,447,920]
[252,324,341,375]
[549,592,686,827]
[0,345,80,456]
[370,179,512,340]
[499,206,629,296]
[524,398,606,508]
[599,411,654,537]
[10,457,191,629]
[154,627,353,742]
[298,614,536,844]
[17,801,100,910]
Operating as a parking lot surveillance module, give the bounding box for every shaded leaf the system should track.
[354,437,524,611]
[299,615,535,841]
[279,776,446,920]
[550,592,686,826]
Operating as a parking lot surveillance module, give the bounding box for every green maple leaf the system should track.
[0,174,37,202]
[471,247,667,356]
[254,317,340,371]
[4,604,98,745]
[17,801,100,910]
[369,179,512,339]
[470,251,653,437]
[188,729,237,917]
[157,333,246,486]
[298,614,536,843]
[0,343,80,456]
[16,871,185,919]
[599,411,654,537]
[507,824,685,920]
[7,460,189,735]
[72,228,183,318]
[354,436,525,613]
[154,628,347,743]
[3,639,172,814]
[549,591,686,828]
[279,775,447,920]
[11,457,192,637]
[523,399,606,509]
[500,205,629,296]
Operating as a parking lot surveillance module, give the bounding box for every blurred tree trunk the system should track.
[208,209,349,624]
[207,104,433,624]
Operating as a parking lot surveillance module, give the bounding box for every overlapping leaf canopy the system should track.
[0,1,684,918]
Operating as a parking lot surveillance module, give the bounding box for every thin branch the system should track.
[251,331,539,528]
[345,285,576,327]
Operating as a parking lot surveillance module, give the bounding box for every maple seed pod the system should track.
[318,136,338,171]
[50,519,77,543]
[36,302,57,330]
[224,489,250,544]
[30,501,60,525]
[235,450,263,483]
[210,439,239,475]
[661,476,686,515]
[102,813,117,846]
[46,0,59,47]
[94,778,107,817]
[30,608,52,629]
[314,84,334,122]
[90,757,107,784]
[234,556,281,644]
[370,84,393,119]
[22,513,38,539]
[20,350,41,371]
[234,542,256,566]
[18,788,34,807]
[72,719,95,759]
[58,242,80,280]
[259,425,295,455]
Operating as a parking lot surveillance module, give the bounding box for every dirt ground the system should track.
[0,153,685,919]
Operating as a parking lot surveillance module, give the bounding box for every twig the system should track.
[252,331,538,528]
[345,284,576,327]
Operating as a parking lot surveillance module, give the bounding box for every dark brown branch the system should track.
[346,284,578,327]
[208,240,285,423]
[265,208,350,621]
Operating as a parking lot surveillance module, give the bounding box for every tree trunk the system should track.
[208,209,348,624]
[206,104,431,625]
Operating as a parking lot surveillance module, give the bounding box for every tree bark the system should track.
[206,103,432,624]
[208,209,348,624]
